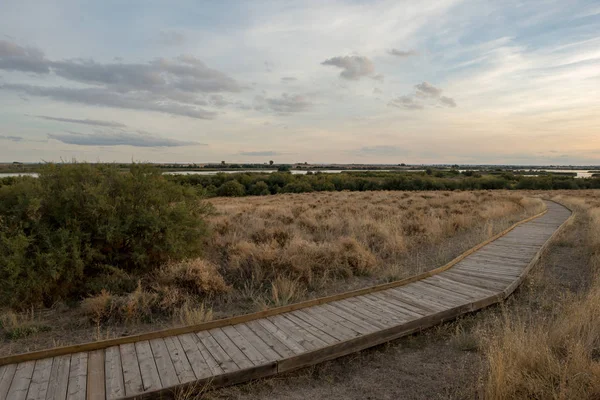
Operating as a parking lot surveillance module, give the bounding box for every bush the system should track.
[216,180,246,196]
[0,163,211,308]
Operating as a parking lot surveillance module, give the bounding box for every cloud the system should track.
[3,84,217,119]
[157,30,186,46]
[0,40,243,119]
[439,96,457,108]
[388,95,424,110]
[0,135,23,142]
[390,82,457,110]
[255,93,311,114]
[415,81,443,98]
[387,49,417,58]
[48,130,202,147]
[281,76,297,82]
[372,73,385,82]
[0,40,50,73]
[321,55,376,80]
[35,115,126,128]
[239,150,282,156]
[373,87,383,94]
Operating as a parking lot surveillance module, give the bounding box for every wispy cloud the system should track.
[387,49,417,58]
[254,93,312,114]
[0,135,23,142]
[389,82,457,110]
[35,115,126,128]
[48,131,203,147]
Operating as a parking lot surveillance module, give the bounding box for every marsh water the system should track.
[0,169,596,179]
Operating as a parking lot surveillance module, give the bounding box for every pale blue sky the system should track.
[0,0,599,164]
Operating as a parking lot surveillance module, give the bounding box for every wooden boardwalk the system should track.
[0,201,571,400]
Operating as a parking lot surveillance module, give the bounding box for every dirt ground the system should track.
[204,204,587,400]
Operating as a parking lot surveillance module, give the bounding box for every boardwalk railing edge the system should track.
[0,204,552,368]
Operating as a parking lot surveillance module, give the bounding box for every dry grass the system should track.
[208,191,544,300]
[477,191,600,400]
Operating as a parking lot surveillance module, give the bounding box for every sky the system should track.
[0,0,599,165]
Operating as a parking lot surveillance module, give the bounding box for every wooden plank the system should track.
[364,293,424,319]
[0,364,17,400]
[310,305,371,335]
[465,254,531,267]
[244,320,296,358]
[291,309,355,341]
[454,263,522,276]
[232,324,282,362]
[25,358,53,400]
[368,292,427,318]
[421,277,488,300]
[321,303,380,333]
[134,341,161,393]
[177,333,216,378]
[452,265,521,279]
[385,288,446,313]
[221,325,270,366]
[45,355,70,400]
[265,315,320,351]
[333,300,393,328]
[302,307,362,338]
[441,270,509,292]
[398,285,465,310]
[196,330,240,373]
[119,343,143,397]
[413,280,476,303]
[357,295,418,321]
[428,274,497,298]
[85,350,104,400]
[104,346,125,400]
[209,328,254,369]
[67,352,87,400]
[283,313,339,345]
[255,318,306,355]
[344,297,407,325]
[7,361,35,400]
[447,268,517,284]
[7,361,36,400]
[149,339,178,389]
[163,337,196,384]
[270,315,331,349]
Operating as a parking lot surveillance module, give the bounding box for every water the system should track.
[164,169,408,176]
[0,172,39,178]
[0,169,595,179]
[540,169,595,178]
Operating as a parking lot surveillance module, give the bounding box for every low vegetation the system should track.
[476,192,600,399]
[0,164,547,353]
[0,163,211,308]
[170,170,600,197]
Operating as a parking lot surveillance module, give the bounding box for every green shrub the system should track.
[216,180,246,196]
[0,163,211,308]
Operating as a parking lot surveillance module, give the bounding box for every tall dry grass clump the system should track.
[479,192,600,400]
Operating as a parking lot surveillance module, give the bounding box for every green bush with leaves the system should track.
[0,163,211,308]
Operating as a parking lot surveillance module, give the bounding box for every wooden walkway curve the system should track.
[0,200,572,400]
